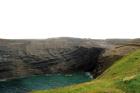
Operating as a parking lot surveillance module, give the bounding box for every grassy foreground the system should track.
[31,50,140,93]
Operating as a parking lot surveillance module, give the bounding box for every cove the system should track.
[0,72,92,93]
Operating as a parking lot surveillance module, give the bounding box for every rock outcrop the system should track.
[0,37,140,80]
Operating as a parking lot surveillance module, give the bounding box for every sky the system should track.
[0,0,140,39]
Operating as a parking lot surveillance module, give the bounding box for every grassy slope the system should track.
[31,50,140,93]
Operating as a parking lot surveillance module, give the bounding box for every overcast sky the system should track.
[0,0,140,39]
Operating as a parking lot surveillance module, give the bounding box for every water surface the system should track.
[0,72,92,93]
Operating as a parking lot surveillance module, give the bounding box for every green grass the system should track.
[31,50,140,93]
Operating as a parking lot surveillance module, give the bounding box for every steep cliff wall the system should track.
[0,37,140,80]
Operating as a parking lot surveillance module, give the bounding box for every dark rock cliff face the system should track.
[0,37,140,80]
[29,47,103,73]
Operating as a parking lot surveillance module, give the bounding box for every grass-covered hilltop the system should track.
[31,50,140,93]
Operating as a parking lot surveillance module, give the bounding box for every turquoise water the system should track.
[0,72,92,93]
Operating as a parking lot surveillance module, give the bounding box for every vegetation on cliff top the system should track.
[31,50,140,93]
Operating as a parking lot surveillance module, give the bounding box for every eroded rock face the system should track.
[0,37,140,80]
[0,38,105,80]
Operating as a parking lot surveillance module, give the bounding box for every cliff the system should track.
[0,37,140,80]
